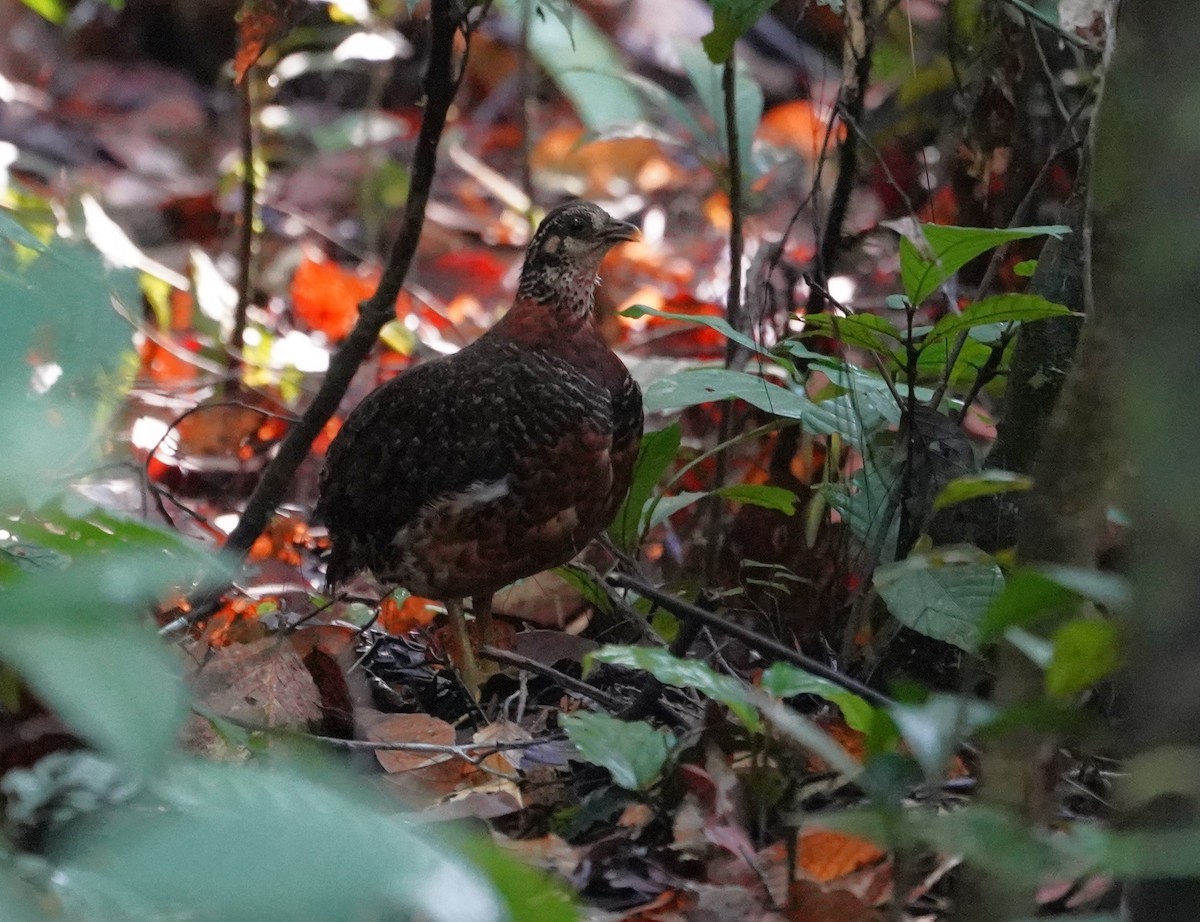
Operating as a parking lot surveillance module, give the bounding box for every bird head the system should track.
[516,201,639,315]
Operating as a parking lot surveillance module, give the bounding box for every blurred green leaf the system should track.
[889,694,996,779]
[0,233,138,508]
[932,470,1033,512]
[0,513,223,773]
[525,2,644,131]
[1046,619,1120,698]
[715,483,797,515]
[54,760,576,922]
[561,712,674,790]
[979,568,1078,640]
[874,545,1004,652]
[677,44,763,181]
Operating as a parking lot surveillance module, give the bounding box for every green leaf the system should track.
[55,760,576,922]
[0,512,224,773]
[18,0,67,23]
[609,423,681,550]
[1035,565,1132,612]
[759,662,876,732]
[678,44,763,181]
[643,368,864,443]
[701,0,778,63]
[1045,619,1120,697]
[646,491,707,530]
[899,223,1070,306]
[0,554,195,773]
[799,312,903,353]
[715,484,797,515]
[923,293,1076,346]
[978,568,1077,640]
[524,1,644,131]
[621,303,773,359]
[873,545,1004,652]
[932,470,1034,512]
[560,712,675,790]
[587,645,760,730]
[889,694,996,779]
[1013,259,1038,277]
[0,235,139,507]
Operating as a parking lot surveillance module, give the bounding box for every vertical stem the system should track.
[703,53,746,581]
[230,76,256,380]
[517,0,534,207]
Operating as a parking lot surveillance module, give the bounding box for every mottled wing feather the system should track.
[318,338,619,589]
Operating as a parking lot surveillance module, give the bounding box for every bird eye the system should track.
[565,214,588,234]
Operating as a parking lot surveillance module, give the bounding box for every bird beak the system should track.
[602,218,640,243]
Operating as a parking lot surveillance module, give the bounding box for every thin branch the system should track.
[607,572,894,708]
[478,644,625,711]
[812,0,875,301]
[229,77,256,375]
[704,53,748,581]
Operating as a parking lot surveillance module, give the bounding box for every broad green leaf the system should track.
[1013,259,1038,277]
[525,2,643,131]
[577,71,710,155]
[587,645,760,730]
[0,209,47,252]
[643,368,864,442]
[560,712,675,790]
[18,0,66,24]
[0,235,138,507]
[1045,619,1120,697]
[923,293,1076,346]
[609,423,681,550]
[900,223,1070,306]
[759,662,876,732]
[0,553,196,773]
[978,566,1126,641]
[678,44,763,181]
[646,490,708,530]
[715,484,797,515]
[873,545,1004,652]
[701,0,777,63]
[818,458,900,556]
[799,312,903,353]
[621,304,773,359]
[889,694,996,779]
[1035,565,1132,612]
[0,512,223,772]
[910,335,998,384]
[55,760,576,922]
[932,470,1034,512]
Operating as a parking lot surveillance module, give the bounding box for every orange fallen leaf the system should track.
[290,249,382,341]
[379,594,440,635]
[797,829,886,883]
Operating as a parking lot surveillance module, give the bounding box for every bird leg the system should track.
[445,598,481,693]
[472,594,495,648]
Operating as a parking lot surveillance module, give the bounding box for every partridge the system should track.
[316,201,643,687]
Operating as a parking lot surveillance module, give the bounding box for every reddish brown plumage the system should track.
[315,201,642,681]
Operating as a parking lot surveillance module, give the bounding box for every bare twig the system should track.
[479,644,625,711]
[812,0,875,300]
[230,77,256,374]
[704,53,748,581]
[607,572,893,708]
